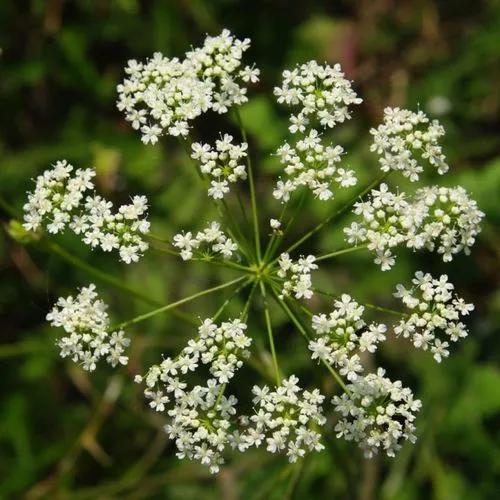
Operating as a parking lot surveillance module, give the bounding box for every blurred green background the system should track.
[1,1,499,498]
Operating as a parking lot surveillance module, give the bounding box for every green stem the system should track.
[313,287,407,317]
[44,240,158,308]
[262,201,288,263]
[213,278,253,321]
[151,243,252,273]
[236,191,250,227]
[234,108,262,262]
[315,244,368,262]
[178,136,254,263]
[267,282,349,394]
[241,280,259,320]
[115,276,246,330]
[259,281,281,384]
[268,189,308,263]
[279,171,390,259]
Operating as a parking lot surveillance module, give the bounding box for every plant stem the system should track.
[115,276,246,329]
[280,171,390,259]
[267,282,349,394]
[213,277,253,321]
[150,242,252,273]
[315,244,368,262]
[267,189,308,263]
[259,281,281,384]
[178,136,255,263]
[242,280,259,320]
[313,287,407,317]
[262,201,288,263]
[234,108,262,262]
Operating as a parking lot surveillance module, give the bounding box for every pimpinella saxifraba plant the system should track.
[19,29,483,473]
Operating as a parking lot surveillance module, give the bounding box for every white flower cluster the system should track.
[23,160,150,264]
[277,253,318,299]
[73,194,149,264]
[274,61,362,133]
[191,134,248,199]
[332,368,421,458]
[137,318,251,473]
[273,129,356,202]
[173,221,238,261]
[47,284,130,372]
[309,294,387,381]
[117,29,259,144]
[344,183,484,270]
[23,160,95,234]
[394,272,474,362]
[244,376,326,463]
[370,107,448,181]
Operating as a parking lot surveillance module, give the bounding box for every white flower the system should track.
[309,294,386,376]
[137,317,252,473]
[371,107,448,181]
[173,221,239,261]
[394,272,473,362]
[47,284,130,371]
[274,61,362,132]
[243,377,325,462]
[344,184,483,269]
[277,253,317,300]
[191,134,247,199]
[332,368,421,458]
[23,161,150,264]
[273,129,355,202]
[270,218,281,231]
[117,30,259,144]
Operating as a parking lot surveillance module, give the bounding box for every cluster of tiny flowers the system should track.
[173,221,238,261]
[309,294,387,381]
[242,376,326,463]
[71,194,149,264]
[344,183,483,270]
[277,253,318,299]
[136,318,251,473]
[273,129,356,202]
[370,107,448,181]
[23,160,94,234]
[47,284,129,372]
[117,29,259,144]
[191,134,248,199]
[274,61,362,133]
[393,272,474,362]
[332,368,421,458]
[23,160,150,263]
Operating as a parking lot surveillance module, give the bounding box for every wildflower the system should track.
[173,221,239,261]
[344,184,483,269]
[332,368,421,457]
[191,134,248,199]
[273,129,356,202]
[309,294,386,379]
[117,30,258,143]
[47,284,130,371]
[243,376,326,462]
[274,61,362,133]
[277,253,317,299]
[23,160,95,234]
[394,272,474,362]
[270,218,281,231]
[23,161,150,263]
[137,317,252,473]
[370,107,448,181]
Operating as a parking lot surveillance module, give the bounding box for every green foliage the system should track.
[0,1,499,498]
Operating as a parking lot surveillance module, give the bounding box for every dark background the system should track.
[0,1,499,498]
